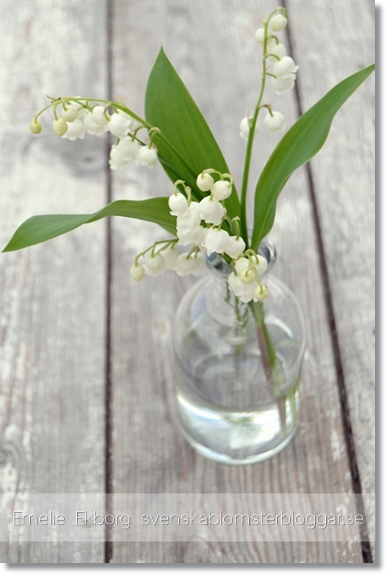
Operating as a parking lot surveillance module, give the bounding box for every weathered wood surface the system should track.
[0,0,374,564]
[286,0,375,551]
[0,0,108,563]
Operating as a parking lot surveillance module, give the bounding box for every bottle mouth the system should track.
[205,237,277,278]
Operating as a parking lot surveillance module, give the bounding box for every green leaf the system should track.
[2,197,176,252]
[251,64,375,250]
[145,48,240,217]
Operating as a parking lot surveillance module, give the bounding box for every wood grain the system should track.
[0,0,109,563]
[0,0,374,564]
[284,0,375,553]
[108,0,371,563]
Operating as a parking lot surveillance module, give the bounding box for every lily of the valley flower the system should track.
[135,146,158,169]
[264,110,286,132]
[269,14,287,32]
[199,196,225,225]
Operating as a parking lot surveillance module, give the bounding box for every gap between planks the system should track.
[284,2,372,563]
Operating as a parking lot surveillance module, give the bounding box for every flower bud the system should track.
[224,236,245,259]
[239,116,258,141]
[168,193,189,216]
[61,105,78,122]
[199,196,225,226]
[264,111,286,132]
[255,28,265,44]
[211,180,232,201]
[130,263,145,282]
[203,228,230,255]
[252,254,268,276]
[196,172,214,192]
[144,253,165,276]
[254,284,269,300]
[267,42,287,63]
[239,268,256,285]
[269,14,287,32]
[30,119,42,134]
[161,245,179,269]
[135,146,158,169]
[53,118,68,136]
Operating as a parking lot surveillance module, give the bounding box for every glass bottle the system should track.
[173,238,305,464]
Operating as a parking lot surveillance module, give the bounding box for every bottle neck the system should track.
[204,238,277,325]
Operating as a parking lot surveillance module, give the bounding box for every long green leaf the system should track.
[2,198,176,252]
[145,48,240,217]
[251,64,375,250]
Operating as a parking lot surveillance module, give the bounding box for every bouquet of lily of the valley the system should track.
[3,8,373,308]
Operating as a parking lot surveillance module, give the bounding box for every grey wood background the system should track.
[0,0,374,564]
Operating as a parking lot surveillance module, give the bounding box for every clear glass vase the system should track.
[173,239,306,465]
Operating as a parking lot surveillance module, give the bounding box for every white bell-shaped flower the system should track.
[267,42,287,63]
[61,104,79,122]
[177,225,206,247]
[252,254,268,276]
[130,263,145,282]
[160,245,179,269]
[255,28,265,44]
[108,113,131,138]
[239,116,258,141]
[115,137,139,162]
[144,253,165,277]
[264,111,286,132]
[234,257,249,275]
[109,146,130,170]
[135,146,158,169]
[224,236,246,259]
[203,228,230,255]
[269,14,287,32]
[175,252,205,276]
[228,272,258,303]
[84,112,109,135]
[196,172,214,192]
[91,106,109,125]
[273,56,299,79]
[62,119,86,141]
[271,74,295,95]
[211,180,232,201]
[168,193,189,216]
[176,206,201,233]
[199,196,225,226]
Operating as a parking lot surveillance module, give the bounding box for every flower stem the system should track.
[239,18,271,247]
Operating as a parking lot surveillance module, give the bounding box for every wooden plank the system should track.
[0,0,108,563]
[108,0,366,563]
[284,0,375,554]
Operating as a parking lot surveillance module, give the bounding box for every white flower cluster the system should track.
[255,13,299,96]
[239,11,299,142]
[31,100,158,170]
[130,170,269,303]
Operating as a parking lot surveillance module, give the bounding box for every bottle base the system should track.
[176,418,298,465]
